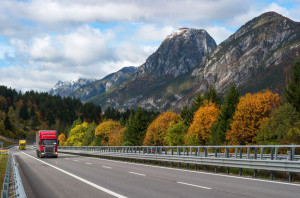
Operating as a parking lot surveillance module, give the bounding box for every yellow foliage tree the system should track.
[66,122,88,146]
[186,102,220,145]
[143,111,180,146]
[95,120,124,145]
[226,90,280,145]
[58,134,66,146]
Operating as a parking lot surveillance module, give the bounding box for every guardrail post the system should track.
[270,147,274,160]
[254,147,257,159]
[215,148,218,158]
[171,148,174,155]
[254,169,257,178]
[195,147,197,156]
[225,148,229,158]
[247,147,250,159]
[275,147,278,160]
[239,147,243,159]
[165,147,167,155]
[260,147,264,159]
[159,147,162,155]
[270,171,274,180]
[235,147,238,158]
[289,172,293,182]
[290,147,295,161]
[205,147,208,157]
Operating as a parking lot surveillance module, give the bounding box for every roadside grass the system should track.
[0,154,8,191]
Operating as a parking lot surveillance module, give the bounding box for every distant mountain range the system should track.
[49,12,300,112]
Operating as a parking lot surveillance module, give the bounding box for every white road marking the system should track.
[102,166,112,169]
[19,150,127,198]
[85,162,92,165]
[73,160,78,162]
[85,154,300,187]
[129,172,146,177]
[177,181,212,190]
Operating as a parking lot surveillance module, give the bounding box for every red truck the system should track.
[36,130,58,158]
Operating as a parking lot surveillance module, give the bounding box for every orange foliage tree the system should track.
[143,111,180,146]
[186,102,220,145]
[95,120,124,145]
[226,90,280,145]
[58,134,66,146]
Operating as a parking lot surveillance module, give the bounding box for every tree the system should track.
[284,61,300,112]
[209,85,240,145]
[204,86,222,106]
[58,134,66,146]
[19,103,29,120]
[257,103,300,145]
[226,90,280,145]
[66,122,88,146]
[143,111,180,146]
[4,115,12,130]
[165,120,187,146]
[181,93,205,126]
[186,102,220,145]
[123,107,148,146]
[95,120,123,145]
[82,122,97,146]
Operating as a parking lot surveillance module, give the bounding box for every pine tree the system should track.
[19,103,29,120]
[209,85,240,145]
[123,107,148,146]
[204,86,222,106]
[284,61,300,112]
[181,93,205,126]
[4,115,12,130]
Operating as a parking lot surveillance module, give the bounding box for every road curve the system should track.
[12,147,300,198]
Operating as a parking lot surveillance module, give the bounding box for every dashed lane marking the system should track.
[177,181,212,190]
[129,172,146,177]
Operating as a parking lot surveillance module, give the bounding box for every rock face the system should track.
[48,78,95,98]
[191,12,300,96]
[69,66,137,101]
[88,28,217,110]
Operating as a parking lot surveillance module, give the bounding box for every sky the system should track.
[0,0,299,92]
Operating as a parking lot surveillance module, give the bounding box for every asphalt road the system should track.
[12,147,300,198]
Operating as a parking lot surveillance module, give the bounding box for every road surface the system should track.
[12,147,300,198]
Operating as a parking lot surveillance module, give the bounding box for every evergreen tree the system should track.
[284,61,300,112]
[204,86,222,106]
[123,107,148,146]
[30,106,35,117]
[209,85,240,145]
[47,112,56,126]
[19,103,29,120]
[4,115,12,130]
[181,93,205,126]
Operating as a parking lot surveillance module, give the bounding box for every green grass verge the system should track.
[0,154,8,191]
[0,137,15,147]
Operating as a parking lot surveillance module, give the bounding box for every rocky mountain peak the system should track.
[136,28,216,78]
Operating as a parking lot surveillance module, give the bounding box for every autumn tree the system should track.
[66,122,88,146]
[209,85,240,145]
[186,102,220,145]
[58,134,66,146]
[226,90,280,145]
[165,120,187,146]
[181,93,204,126]
[108,127,125,146]
[143,111,180,146]
[284,61,300,112]
[95,120,123,145]
[82,122,97,146]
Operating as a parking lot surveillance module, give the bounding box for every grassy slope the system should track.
[0,154,8,191]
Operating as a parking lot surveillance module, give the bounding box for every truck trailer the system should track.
[36,130,58,158]
[19,140,26,150]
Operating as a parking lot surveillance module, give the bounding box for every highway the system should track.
[12,147,300,198]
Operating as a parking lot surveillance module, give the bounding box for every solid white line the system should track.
[102,166,112,169]
[78,153,300,187]
[73,160,78,162]
[85,162,92,165]
[19,150,127,198]
[177,182,212,190]
[129,172,146,176]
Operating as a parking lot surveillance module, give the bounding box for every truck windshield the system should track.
[20,144,26,146]
[41,139,57,145]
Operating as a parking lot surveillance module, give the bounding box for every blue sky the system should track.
[0,0,299,92]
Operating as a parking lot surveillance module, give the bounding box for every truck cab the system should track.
[36,130,58,158]
[19,140,26,150]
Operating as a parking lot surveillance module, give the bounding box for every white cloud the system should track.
[135,25,176,42]
[205,26,234,44]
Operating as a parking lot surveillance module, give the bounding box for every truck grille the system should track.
[44,147,54,153]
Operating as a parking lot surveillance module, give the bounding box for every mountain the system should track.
[48,78,95,98]
[62,12,300,112]
[88,28,217,110]
[191,12,300,96]
[69,66,138,101]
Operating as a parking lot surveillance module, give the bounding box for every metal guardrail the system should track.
[59,145,300,181]
[1,150,27,198]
